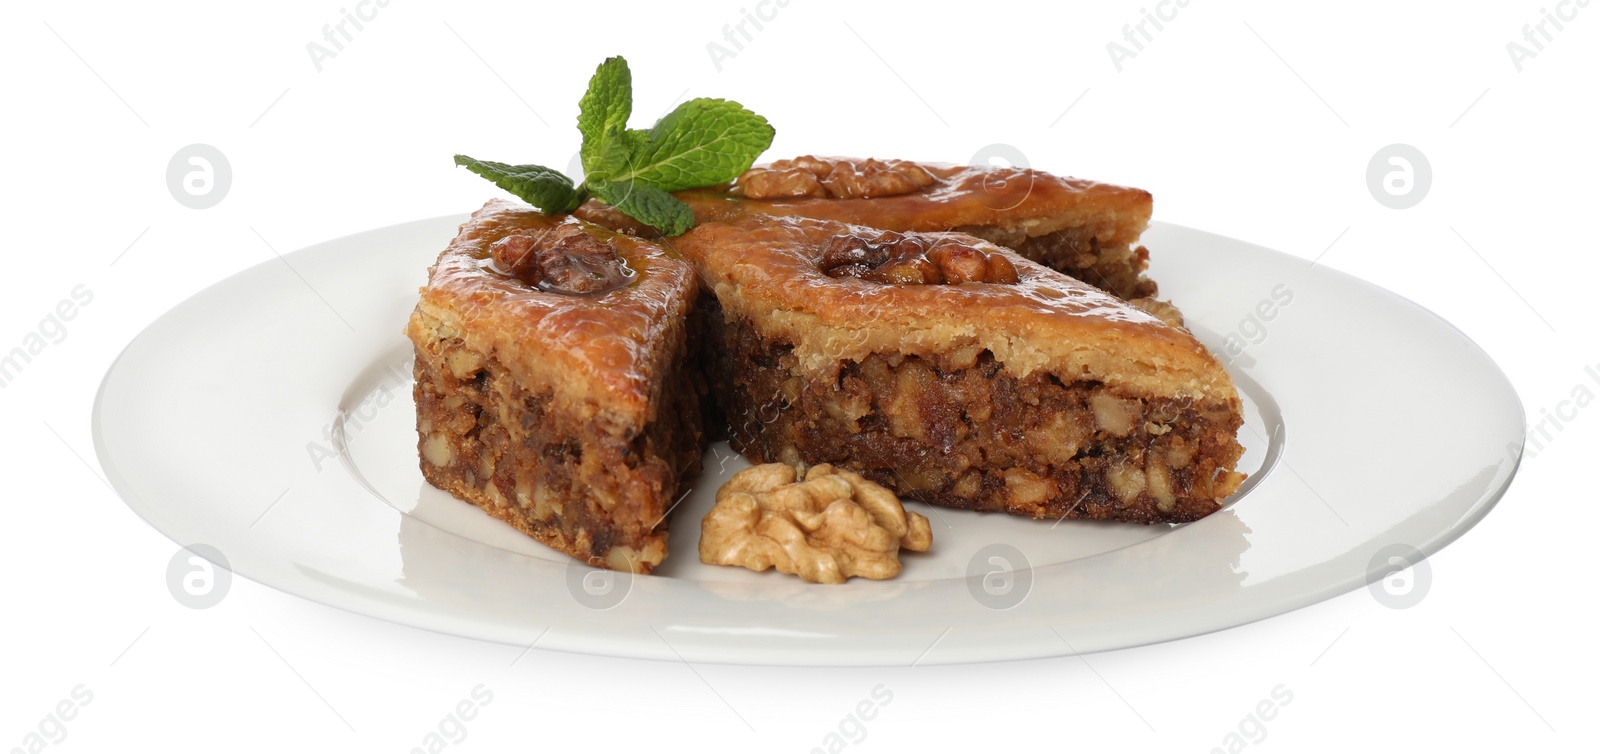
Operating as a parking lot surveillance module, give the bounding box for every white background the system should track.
[2,0,1596,751]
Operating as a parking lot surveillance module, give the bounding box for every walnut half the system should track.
[700,463,933,583]
[488,223,635,295]
[820,231,1020,286]
[737,156,939,200]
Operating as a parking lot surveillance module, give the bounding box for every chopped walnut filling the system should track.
[705,306,1248,523]
[738,156,939,200]
[488,224,635,294]
[819,231,1020,285]
[699,463,932,583]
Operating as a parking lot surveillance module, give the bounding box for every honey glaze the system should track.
[421,201,699,410]
[482,222,637,296]
[671,156,1152,233]
[572,156,1152,241]
[819,229,1019,285]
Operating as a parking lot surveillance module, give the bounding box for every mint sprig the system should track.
[577,56,635,176]
[612,97,778,191]
[455,56,774,236]
[590,180,695,237]
[452,157,582,214]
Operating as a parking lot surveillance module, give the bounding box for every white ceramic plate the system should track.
[93,216,1524,665]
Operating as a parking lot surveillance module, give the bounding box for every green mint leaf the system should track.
[454,56,776,237]
[606,98,775,191]
[454,155,583,214]
[577,57,633,176]
[591,126,646,183]
[589,179,694,236]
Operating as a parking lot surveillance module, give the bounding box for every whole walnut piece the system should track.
[738,156,939,200]
[488,224,634,294]
[700,463,933,584]
[819,231,1020,286]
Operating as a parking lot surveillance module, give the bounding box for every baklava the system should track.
[577,155,1158,301]
[675,215,1244,524]
[405,200,703,573]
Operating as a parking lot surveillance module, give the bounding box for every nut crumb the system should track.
[699,463,932,583]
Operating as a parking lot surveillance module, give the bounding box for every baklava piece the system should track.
[577,155,1158,301]
[405,200,703,573]
[675,215,1245,524]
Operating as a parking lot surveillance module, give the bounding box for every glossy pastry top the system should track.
[574,155,1152,239]
[674,215,1235,401]
[408,200,696,424]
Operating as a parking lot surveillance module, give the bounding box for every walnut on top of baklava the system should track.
[405,200,703,573]
[676,215,1244,524]
[576,155,1158,301]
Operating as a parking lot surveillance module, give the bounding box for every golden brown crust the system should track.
[410,200,698,430]
[573,156,1155,299]
[674,215,1233,401]
[578,158,1150,238]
